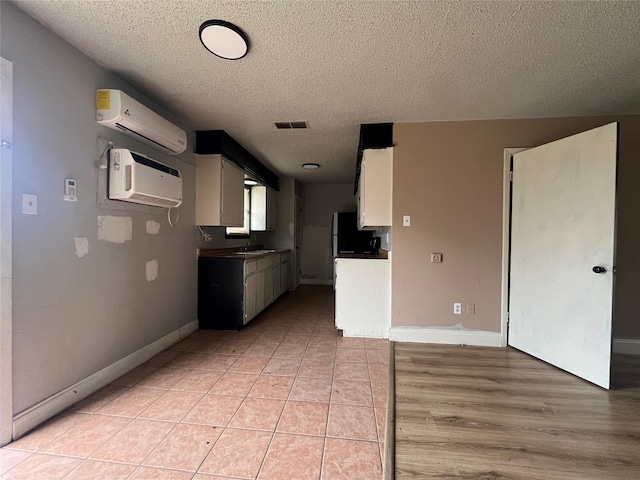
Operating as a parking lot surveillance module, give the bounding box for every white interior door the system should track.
[508,123,617,389]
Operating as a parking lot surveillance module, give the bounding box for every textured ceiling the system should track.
[12,0,640,184]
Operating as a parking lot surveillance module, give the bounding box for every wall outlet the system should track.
[453,303,462,315]
[431,253,442,263]
[467,303,475,315]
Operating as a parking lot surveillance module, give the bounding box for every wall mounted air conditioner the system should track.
[96,89,187,155]
[109,149,182,208]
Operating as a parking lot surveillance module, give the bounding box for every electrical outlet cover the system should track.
[22,194,37,214]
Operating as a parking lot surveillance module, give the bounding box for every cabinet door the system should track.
[335,259,391,338]
[273,264,281,300]
[245,273,257,324]
[357,165,365,229]
[359,148,392,228]
[195,154,223,226]
[256,270,266,313]
[233,165,246,226]
[265,267,274,306]
[280,261,290,294]
[221,159,244,227]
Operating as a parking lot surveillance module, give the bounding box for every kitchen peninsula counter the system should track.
[336,250,388,260]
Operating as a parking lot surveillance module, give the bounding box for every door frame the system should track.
[293,194,302,289]
[0,56,14,446]
[500,148,527,347]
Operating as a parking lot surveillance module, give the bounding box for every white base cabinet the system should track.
[244,270,258,324]
[335,258,391,338]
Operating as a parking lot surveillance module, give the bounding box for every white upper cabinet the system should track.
[196,154,245,226]
[358,147,393,229]
[250,185,277,231]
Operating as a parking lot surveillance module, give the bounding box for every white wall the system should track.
[301,184,355,283]
[1,3,199,414]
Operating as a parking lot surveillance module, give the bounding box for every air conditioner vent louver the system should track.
[109,148,182,208]
[275,121,309,129]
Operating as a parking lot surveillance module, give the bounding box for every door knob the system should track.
[592,266,607,274]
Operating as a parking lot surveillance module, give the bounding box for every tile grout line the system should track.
[318,333,338,480]
[4,289,386,480]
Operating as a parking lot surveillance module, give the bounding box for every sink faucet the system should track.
[239,241,251,252]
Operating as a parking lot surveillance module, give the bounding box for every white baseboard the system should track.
[613,338,640,355]
[12,319,198,439]
[388,331,639,353]
[342,330,389,339]
[389,326,502,347]
[300,279,333,286]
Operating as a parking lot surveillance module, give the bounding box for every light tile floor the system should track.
[1,286,390,480]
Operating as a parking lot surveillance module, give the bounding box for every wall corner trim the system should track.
[389,326,502,347]
[12,319,198,440]
[613,338,640,355]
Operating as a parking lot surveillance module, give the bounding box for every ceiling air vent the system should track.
[275,121,309,129]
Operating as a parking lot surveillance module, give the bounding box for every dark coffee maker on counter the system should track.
[370,236,381,255]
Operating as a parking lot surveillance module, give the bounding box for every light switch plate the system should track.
[403,215,410,227]
[22,194,37,214]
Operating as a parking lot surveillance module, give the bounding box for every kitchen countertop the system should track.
[336,250,389,260]
[199,247,291,260]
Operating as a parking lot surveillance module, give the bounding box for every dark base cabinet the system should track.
[198,257,244,330]
[198,251,291,330]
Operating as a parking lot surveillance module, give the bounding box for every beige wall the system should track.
[393,116,640,338]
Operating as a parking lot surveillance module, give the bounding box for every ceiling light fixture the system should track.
[199,20,249,60]
[302,163,320,170]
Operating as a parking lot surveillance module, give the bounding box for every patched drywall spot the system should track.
[146,220,161,235]
[97,215,132,244]
[74,237,89,257]
[146,259,159,281]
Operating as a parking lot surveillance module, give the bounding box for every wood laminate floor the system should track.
[394,343,640,479]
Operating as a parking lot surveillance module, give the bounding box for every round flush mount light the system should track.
[199,20,249,60]
[302,163,320,170]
